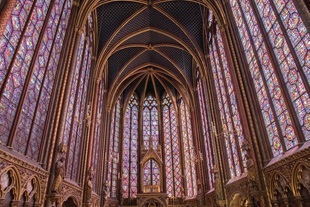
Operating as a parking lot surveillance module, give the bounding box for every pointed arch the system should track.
[122,93,139,198]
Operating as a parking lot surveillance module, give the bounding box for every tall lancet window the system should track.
[92,75,104,193]
[62,16,93,182]
[0,0,72,161]
[229,0,309,157]
[180,98,197,197]
[162,93,182,198]
[210,26,246,178]
[107,98,121,197]
[197,77,214,189]
[143,95,159,150]
[122,94,139,198]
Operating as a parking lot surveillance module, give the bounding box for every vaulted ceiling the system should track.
[93,0,215,102]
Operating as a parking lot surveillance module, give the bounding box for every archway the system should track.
[62,197,77,207]
[140,198,166,207]
[148,202,157,207]
[3,189,14,207]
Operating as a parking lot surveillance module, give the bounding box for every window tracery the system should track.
[197,77,214,189]
[209,25,246,178]
[162,92,182,197]
[62,17,93,182]
[229,0,310,157]
[180,98,197,197]
[0,0,72,161]
[107,98,121,197]
[122,94,139,198]
[143,95,159,150]
[92,76,105,193]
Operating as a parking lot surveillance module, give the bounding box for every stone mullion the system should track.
[176,98,186,197]
[101,109,111,206]
[83,56,98,171]
[203,46,227,201]
[183,102,194,195]
[214,32,245,174]
[192,89,207,195]
[82,71,99,206]
[137,98,143,194]
[155,95,164,193]
[161,102,167,195]
[169,106,175,197]
[205,60,226,201]
[84,59,100,184]
[72,40,92,183]
[221,22,259,175]
[201,20,217,195]
[110,105,117,197]
[223,2,271,204]
[97,88,107,195]
[45,3,81,205]
[40,2,78,166]
[210,37,237,178]
[46,3,81,174]
[128,106,133,198]
[116,100,124,200]
[66,37,87,180]
[199,78,212,192]
[196,77,213,192]
[106,107,115,197]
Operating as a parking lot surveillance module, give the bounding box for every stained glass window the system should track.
[197,76,214,189]
[107,98,121,197]
[122,94,139,198]
[143,95,159,150]
[209,26,246,178]
[92,75,104,193]
[0,0,72,161]
[143,159,160,188]
[229,0,310,157]
[62,18,93,181]
[180,98,197,197]
[162,93,182,198]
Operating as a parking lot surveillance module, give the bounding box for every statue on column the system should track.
[241,140,259,191]
[86,166,94,203]
[212,164,223,200]
[52,142,67,194]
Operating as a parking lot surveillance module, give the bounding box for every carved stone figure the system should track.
[212,165,224,200]
[86,166,94,203]
[52,156,65,193]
